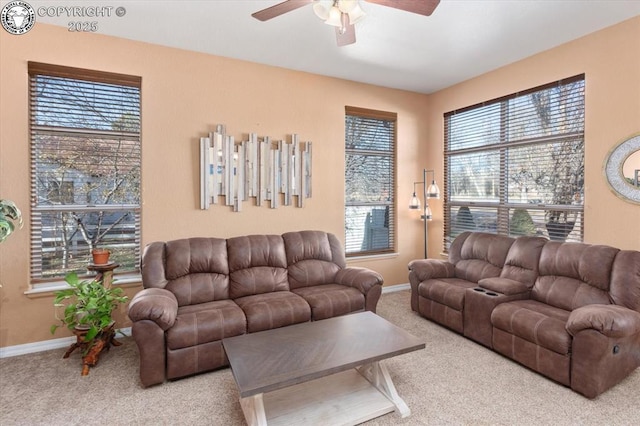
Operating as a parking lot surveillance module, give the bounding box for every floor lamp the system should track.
[409,169,440,258]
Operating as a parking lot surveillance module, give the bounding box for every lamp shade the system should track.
[409,192,421,209]
[424,206,433,221]
[426,180,440,199]
[337,0,358,13]
[325,6,343,27]
[347,3,366,24]
[313,0,332,20]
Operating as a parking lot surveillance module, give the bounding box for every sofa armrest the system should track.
[478,277,529,296]
[408,259,455,282]
[128,288,178,331]
[335,267,383,294]
[567,304,640,338]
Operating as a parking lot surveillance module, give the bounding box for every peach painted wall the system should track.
[0,24,428,347]
[425,15,640,256]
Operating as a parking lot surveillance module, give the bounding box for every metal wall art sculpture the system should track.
[200,125,312,211]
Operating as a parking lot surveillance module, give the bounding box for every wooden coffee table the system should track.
[222,311,425,426]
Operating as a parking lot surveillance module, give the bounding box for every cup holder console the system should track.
[473,287,499,297]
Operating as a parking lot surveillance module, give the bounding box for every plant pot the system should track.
[546,221,575,241]
[91,248,111,265]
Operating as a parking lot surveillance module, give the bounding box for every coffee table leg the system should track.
[239,393,268,426]
[358,362,411,418]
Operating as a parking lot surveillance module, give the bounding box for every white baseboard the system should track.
[0,327,132,359]
[0,286,411,359]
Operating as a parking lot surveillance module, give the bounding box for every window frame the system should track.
[344,106,397,257]
[28,62,142,286]
[443,74,585,250]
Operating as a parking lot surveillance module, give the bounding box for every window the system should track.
[444,74,585,249]
[29,62,141,283]
[345,106,396,256]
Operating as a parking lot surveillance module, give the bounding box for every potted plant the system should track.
[91,247,111,265]
[545,210,576,241]
[51,272,128,343]
[0,199,23,243]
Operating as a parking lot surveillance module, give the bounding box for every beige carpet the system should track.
[1,290,638,425]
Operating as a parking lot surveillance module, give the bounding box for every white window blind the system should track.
[444,75,585,249]
[345,107,396,256]
[29,62,142,283]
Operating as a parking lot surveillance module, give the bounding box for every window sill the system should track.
[25,273,142,298]
[346,252,399,262]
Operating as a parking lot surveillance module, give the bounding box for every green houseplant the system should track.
[51,272,128,343]
[0,199,23,243]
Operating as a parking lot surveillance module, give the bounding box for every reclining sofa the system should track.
[128,230,383,387]
[409,231,640,398]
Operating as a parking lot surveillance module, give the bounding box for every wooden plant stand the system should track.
[63,323,122,376]
[63,262,122,376]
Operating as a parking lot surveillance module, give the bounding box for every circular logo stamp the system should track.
[1,1,35,35]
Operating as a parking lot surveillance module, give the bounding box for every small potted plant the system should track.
[51,272,128,343]
[91,247,111,265]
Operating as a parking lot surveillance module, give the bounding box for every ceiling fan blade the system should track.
[336,23,356,47]
[251,0,314,21]
[365,0,440,16]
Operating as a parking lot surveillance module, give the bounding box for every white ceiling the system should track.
[31,0,640,94]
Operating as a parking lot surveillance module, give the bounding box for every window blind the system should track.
[345,106,397,256]
[444,75,585,249]
[29,62,142,283]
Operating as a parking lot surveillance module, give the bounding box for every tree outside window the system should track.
[345,107,396,256]
[444,75,585,248]
[29,63,141,282]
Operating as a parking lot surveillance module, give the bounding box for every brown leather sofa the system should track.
[128,230,383,387]
[409,231,640,398]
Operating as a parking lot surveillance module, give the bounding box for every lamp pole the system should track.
[421,168,428,258]
[410,168,440,259]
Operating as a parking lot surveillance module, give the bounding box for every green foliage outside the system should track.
[510,209,536,236]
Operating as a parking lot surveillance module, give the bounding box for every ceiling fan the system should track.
[252,0,440,46]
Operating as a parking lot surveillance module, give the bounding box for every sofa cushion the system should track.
[234,291,311,333]
[491,299,571,355]
[500,236,547,287]
[532,242,618,311]
[292,284,364,320]
[166,300,246,350]
[450,232,515,283]
[227,235,289,298]
[609,250,640,311]
[283,231,345,289]
[419,278,477,311]
[164,238,230,306]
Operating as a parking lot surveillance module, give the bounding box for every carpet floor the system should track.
[1,289,638,425]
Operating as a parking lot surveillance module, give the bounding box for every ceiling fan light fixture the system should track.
[325,5,343,27]
[312,0,332,20]
[347,4,366,24]
[337,0,358,13]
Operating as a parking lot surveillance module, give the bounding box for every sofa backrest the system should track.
[227,234,289,299]
[283,230,345,289]
[500,236,547,287]
[141,238,230,307]
[449,232,515,283]
[609,250,640,312]
[532,241,619,311]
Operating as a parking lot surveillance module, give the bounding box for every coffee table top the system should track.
[222,311,425,398]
